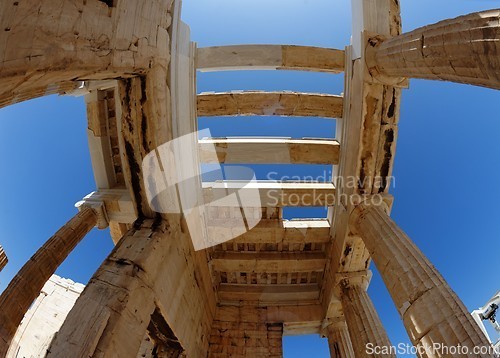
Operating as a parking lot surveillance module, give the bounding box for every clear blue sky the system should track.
[0,1,499,357]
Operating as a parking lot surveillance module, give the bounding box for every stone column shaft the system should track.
[47,213,215,358]
[369,10,500,89]
[0,207,97,356]
[326,321,355,358]
[46,219,167,357]
[0,245,7,272]
[351,203,491,357]
[341,284,395,358]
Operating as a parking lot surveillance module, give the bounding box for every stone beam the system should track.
[197,91,343,118]
[215,304,323,324]
[213,304,325,336]
[211,251,326,273]
[203,181,336,207]
[196,45,344,73]
[209,218,330,245]
[117,16,197,221]
[199,138,340,164]
[0,1,172,107]
[208,306,284,356]
[0,81,80,109]
[118,71,168,218]
[322,0,402,313]
[217,283,320,303]
[368,9,500,89]
[85,84,125,190]
[0,208,97,356]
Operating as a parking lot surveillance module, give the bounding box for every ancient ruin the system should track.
[0,1,499,357]
[6,275,85,358]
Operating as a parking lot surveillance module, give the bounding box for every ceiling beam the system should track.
[196,45,344,73]
[218,283,320,302]
[199,138,340,164]
[210,252,326,273]
[197,91,343,118]
[208,219,330,244]
[214,304,325,335]
[202,181,336,207]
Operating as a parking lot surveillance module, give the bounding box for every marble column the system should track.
[326,320,355,358]
[0,207,97,356]
[341,282,395,357]
[367,10,500,89]
[350,201,491,357]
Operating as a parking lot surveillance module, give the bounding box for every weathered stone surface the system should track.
[197,45,344,73]
[0,207,97,357]
[341,283,395,357]
[197,91,343,118]
[47,216,215,358]
[1,1,499,357]
[208,306,283,358]
[6,275,85,358]
[325,321,355,358]
[0,1,172,107]
[350,202,491,357]
[369,10,500,89]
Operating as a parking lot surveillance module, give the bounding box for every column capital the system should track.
[321,316,355,358]
[336,270,373,291]
[75,189,138,230]
[364,32,409,87]
[321,316,348,336]
[75,192,108,229]
[332,270,373,301]
[348,194,393,235]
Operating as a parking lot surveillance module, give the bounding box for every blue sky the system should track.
[0,1,499,357]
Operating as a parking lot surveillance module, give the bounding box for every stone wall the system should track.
[7,275,84,358]
[208,306,283,357]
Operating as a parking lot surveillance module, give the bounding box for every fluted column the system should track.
[0,245,7,272]
[350,202,491,357]
[326,321,355,358]
[0,207,97,356]
[341,283,395,357]
[46,219,161,357]
[367,9,500,89]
